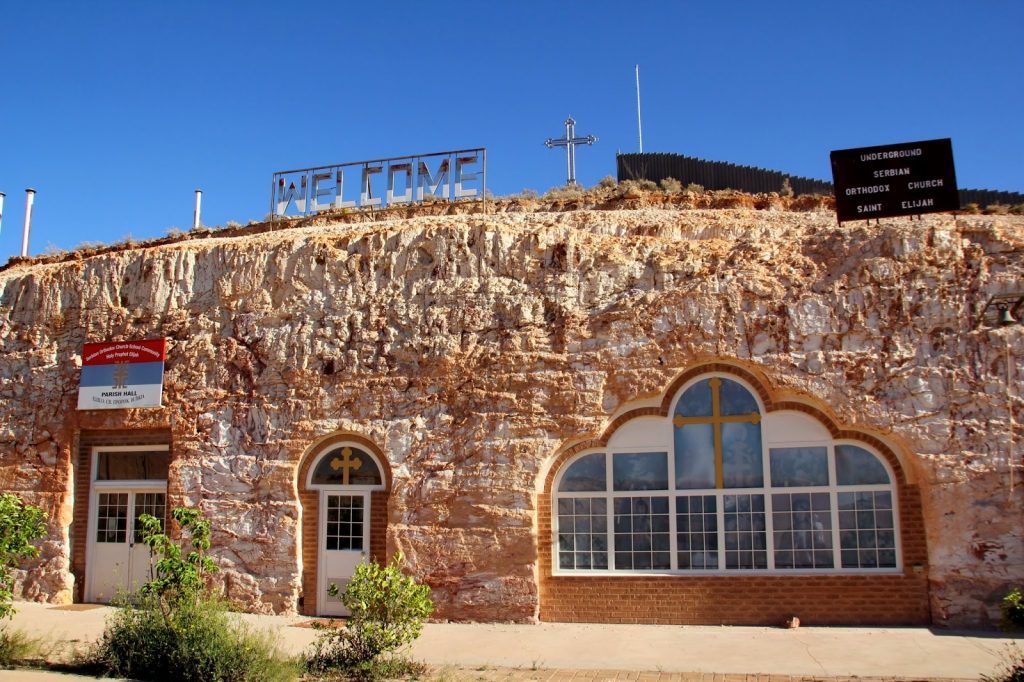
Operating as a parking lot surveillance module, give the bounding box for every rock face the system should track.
[0,204,1021,626]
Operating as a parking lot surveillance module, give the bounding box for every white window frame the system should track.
[552,374,902,576]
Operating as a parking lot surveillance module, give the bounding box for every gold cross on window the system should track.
[672,378,761,488]
[329,447,363,485]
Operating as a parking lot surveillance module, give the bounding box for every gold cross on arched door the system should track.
[672,377,761,488]
[329,447,363,485]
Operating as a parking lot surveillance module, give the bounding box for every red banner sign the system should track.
[82,339,166,366]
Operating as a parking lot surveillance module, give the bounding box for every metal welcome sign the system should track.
[271,148,486,220]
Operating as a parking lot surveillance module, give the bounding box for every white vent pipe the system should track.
[193,189,202,230]
[21,189,35,257]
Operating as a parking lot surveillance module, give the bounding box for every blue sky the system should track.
[1,1,1021,258]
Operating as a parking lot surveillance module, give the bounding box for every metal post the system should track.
[635,64,644,153]
[21,189,35,257]
[0,192,5,237]
[482,148,488,215]
[270,175,278,227]
[193,189,202,230]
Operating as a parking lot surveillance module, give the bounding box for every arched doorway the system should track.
[298,436,389,617]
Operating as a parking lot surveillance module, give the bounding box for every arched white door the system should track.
[306,443,385,617]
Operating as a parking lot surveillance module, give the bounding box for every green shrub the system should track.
[0,493,46,620]
[306,552,433,678]
[1002,587,1024,630]
[982,643,1024,682]
[596,175,617,189]
[780,177,794,198]
[137,507,217,612]
[543,184,584,200]
[660,177,682,194]
[93,507,297,682]
[95,596,296,682]
[0,627,43,667]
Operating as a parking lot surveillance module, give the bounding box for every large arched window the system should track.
[553,374,899,574]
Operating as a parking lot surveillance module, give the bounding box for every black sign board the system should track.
[830,138,958,223]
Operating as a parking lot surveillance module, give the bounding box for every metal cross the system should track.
[673,378,761,489]
[329,447,363,485]
[545,117,597,186]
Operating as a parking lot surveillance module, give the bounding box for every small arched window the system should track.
[552,374,900,575]
[309,445,383,488]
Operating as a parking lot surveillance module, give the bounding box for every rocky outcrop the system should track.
[0,204,1021,626]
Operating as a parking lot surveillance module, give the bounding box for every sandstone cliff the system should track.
[0,201,1021,626]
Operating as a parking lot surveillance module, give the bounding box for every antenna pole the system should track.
[635,65,643,153]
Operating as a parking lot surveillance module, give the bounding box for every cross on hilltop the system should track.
[545,117,597,186]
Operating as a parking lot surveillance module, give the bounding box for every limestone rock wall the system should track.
[0,206,1021,626]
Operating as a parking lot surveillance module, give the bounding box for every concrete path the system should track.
[2,602,1021,680]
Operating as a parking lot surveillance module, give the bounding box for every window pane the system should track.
[676,379,712,417]
[613,452,668,491]
[312,447,383,486]
[96,450,169,481]
[838,491,897,568]
[719,379,759,416]
[723,494,767,569]
[613,496,670,570]
[771,493,833,569]
[324,495,364,551]
[676,495,718,569]
[558,453,607,492]
[835,445,890,485]
[96,493,128,544]
[132,493,166,544]
[675,423,716,489]
[770,447,829,487]
[556,496,609,570]
[721,422,763,488]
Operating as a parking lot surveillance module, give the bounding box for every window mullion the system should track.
[764,492,776,570]
[668,492,678,570]
[716,491,726,571]
[830,489,842,569]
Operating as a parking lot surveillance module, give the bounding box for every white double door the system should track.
[86,486,166,603]
[317,490,370,617]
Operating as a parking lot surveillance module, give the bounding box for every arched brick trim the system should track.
[297,433,392,617]
[658,361,774,415]
[539,360,931,626]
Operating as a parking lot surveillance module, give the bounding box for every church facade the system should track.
[1,201,1020,627]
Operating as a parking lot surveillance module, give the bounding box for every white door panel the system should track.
[86,490,165,603]
[318,492,369,617]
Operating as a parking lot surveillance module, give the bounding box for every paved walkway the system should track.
[2,602,1021,680]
